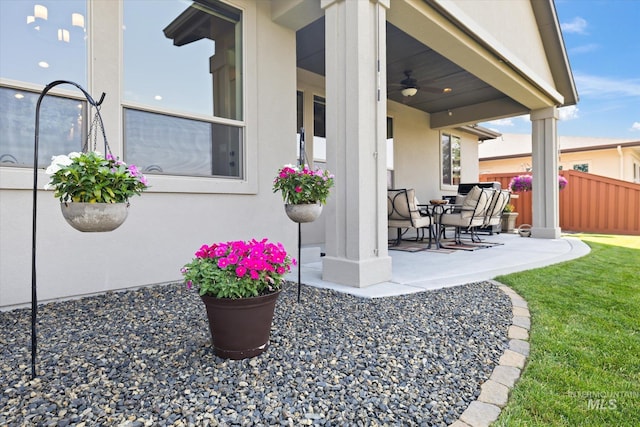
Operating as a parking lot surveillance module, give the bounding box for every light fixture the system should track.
[27,15,35,24]
[15,93,25,99]
[57,29,70,42]
[38,61,49,68]
[447,110,453,116]
[154,95,163,101]
[34,5,48,20]
[401,87,418,97]
[443,87,453,93]
[72,13,85,28]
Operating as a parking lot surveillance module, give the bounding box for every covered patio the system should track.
[283,0,579,289]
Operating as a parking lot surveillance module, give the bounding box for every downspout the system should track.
[617,145,624,180]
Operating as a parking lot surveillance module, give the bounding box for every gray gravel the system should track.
[1,281,511,426]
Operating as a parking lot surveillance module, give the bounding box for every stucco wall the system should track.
[389,100,480,201]
[0,0,299,308]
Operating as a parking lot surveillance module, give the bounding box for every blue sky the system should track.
[481,0,640,140]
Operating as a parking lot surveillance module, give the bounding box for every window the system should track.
[0,0,88,167]
[572,163,589,173]
[313,95,326,162]
[0,0,87,87]
[123,0,243,177]
[441,133,461,186]
[296,91,305,162]
[0,87,86,167]
[634,162,640,184]
[124,109,241,177]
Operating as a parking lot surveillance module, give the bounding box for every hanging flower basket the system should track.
[45,151,148,232]
[60,202,129,232]
[272,164,334,223]
[284,202,323,223]
[509,174,568,192]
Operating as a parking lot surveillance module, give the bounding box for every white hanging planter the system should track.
[284,203,322,223]
[60,202,129,232]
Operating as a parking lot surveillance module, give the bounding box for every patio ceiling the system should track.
[296,17,527,125]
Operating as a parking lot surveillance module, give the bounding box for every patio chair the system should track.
[439,185,493,244]
[387,188,434,248]
[483,190,511,231]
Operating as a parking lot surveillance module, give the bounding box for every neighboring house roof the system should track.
[479,133,640,160]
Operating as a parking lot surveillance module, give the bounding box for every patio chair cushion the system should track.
[388,189,432,228]
[461,185,487,219]
[484,190,510,227]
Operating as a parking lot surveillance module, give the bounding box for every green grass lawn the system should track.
[493,234,640,427]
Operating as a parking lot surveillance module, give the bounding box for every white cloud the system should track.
[561,17,588,34]
[486,118,514,127]
[558,106,579,121]
[631,122,640,131]
[575,73,640,98]
[569,43,599,54]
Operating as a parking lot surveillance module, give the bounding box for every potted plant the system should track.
[272,164,334,223]
[501,203,519,233]
[509,174,568,192]
[181,238,295,359]
[44,151,148,232]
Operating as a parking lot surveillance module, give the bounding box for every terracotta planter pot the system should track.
[200,290,280,359]
[60,202,129,232]
[284,203,322,223]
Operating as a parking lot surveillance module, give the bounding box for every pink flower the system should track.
[295,186,302,193]
[128,165,140,176]
[235,266,247,277]
[250,270,260,280]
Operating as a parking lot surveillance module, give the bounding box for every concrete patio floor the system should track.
[290,232,591,298]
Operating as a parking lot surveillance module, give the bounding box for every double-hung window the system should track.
[123,0,243,178]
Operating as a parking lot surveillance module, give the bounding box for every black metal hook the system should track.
[31,80,108,379]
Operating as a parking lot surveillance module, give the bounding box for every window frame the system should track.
[440,131,461,191]
[119,0,258,195]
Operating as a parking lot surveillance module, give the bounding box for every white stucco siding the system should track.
[388,101,439,203]
[458,132,481,188]
[0,0,299,308]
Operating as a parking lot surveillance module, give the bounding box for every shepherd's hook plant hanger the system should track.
[30,80,109,379]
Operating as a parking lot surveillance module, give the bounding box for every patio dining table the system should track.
[418,202,457,249]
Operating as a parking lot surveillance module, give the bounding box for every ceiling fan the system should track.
[390,70,452,98]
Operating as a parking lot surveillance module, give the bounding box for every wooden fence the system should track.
[480,170,640,236]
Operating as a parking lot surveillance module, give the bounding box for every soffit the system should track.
[296,17,526,128]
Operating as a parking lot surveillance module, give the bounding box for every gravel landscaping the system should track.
[1,281,511,426]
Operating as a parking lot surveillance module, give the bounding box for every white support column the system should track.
[320,0,392,287]
[530,107,561,239]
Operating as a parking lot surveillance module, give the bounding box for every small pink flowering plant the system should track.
[45,151,148,203]
[181,239,295,299]
[273,164,334,205]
